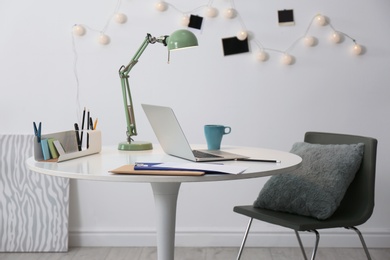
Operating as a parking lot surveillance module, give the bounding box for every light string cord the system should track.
[207,0,214,6]
[101,0,123,34]
[72,0,123,122]
[284,15,317,53]
[165,2,208,16]
[71,32,82,121]
[229,0,247,31]
[78,0,123,34]
[328,23,357,43]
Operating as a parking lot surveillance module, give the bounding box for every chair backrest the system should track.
[304,132,378,225]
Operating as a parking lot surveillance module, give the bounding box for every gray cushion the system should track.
[254,142,364,220]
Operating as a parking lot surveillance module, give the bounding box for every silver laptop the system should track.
[142,104,248,162]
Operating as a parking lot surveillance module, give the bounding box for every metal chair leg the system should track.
[345,227,372,260]
[308,230,320,260]
[236,218,253,260]
[295,230,319,260]
[295,230,308,260]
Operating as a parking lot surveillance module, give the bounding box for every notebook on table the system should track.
[141,104,248,162]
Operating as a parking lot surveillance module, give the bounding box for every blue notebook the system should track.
[40,139,51,160]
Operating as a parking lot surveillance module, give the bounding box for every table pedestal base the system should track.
[151,182,181,260]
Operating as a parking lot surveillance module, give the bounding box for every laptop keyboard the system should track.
[193,150,222,158]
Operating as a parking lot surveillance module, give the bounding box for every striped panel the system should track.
[0,135,69,252]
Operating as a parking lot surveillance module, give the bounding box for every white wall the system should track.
[1,0,389,248]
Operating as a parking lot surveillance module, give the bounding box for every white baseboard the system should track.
[69,228,390,248]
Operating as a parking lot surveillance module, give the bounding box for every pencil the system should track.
[93,118,98,130]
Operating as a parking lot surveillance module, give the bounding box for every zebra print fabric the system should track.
[0,135,69,252]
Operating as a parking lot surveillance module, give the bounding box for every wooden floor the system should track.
[0,247,389,260]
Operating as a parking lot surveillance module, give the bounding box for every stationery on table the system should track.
[53,140,66,156]
[110,164,205,176]
[74,123,82,151]
[40,139,51,160]
[34,122,51,160]
[74,107,98,151]
[33,129,101,162]
[236,158,281,163]
[47,138,59,159]
[33,108,99,162]
[33,122,41,143]
[80,107,86,149]
[110,162,247,176]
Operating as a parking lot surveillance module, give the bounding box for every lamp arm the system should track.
[118,34,168,143]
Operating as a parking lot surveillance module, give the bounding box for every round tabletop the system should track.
[26,145,302,183]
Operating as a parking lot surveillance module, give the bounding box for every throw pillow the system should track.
[254,142,364,220]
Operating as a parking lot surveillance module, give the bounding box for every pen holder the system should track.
[34,130,102,162]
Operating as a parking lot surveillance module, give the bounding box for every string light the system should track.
[223,8,237,19]
[315,14,327,26]
[72,1,365,63]
[256,50,269,62]
[98,34,110,45]
[205,6,218,18]
[181,15,190,26]
[281,53,294,65]
[352,43,363,55]
[73,24,86,36]
[330,31,342,43]
[237,30,248,41]
[155,1,168,12]
[114,13,127,24]
[303,36,316,47]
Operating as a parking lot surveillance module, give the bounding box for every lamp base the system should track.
[118,141,153,151]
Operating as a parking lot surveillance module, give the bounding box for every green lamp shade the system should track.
[167,29,198,51]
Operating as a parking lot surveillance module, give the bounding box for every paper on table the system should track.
[140,162,247,175]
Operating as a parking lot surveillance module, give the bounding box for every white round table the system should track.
[27,145,302,260]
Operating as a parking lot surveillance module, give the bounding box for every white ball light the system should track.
[256,50,269,62]
[330,31,342,43]
[98,34,110,45]
[315,14,327,26]
[352,44,362,55]
[181,15,190,26]
[282,54,293,65]
[205,6,218,18]
[114,13,127,24]
[73,24,86,36]
[237,30,248,41]
[224,8,236,19]
[304,36,316,47]
[155,1,168,12]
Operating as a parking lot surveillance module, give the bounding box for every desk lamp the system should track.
[118,29,198,151]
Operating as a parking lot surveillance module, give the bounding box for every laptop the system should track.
[142,104,248,162]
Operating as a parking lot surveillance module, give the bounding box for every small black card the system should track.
[278,9,295,25]
[222,37,249,56]
[188,15,203,30]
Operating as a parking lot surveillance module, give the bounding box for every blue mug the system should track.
[204,125,231,150]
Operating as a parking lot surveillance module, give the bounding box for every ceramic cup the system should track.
[204,125,231,150]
